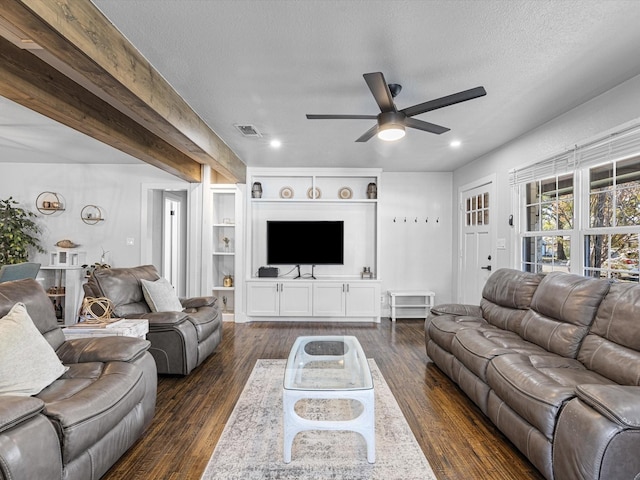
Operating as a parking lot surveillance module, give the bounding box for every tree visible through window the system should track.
[522,174,573,273]
[585,156,640,281]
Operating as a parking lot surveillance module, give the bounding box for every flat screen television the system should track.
[267,220,344,265]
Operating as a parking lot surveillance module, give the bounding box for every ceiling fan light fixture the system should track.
[377,125,405,141]
[377,111,406,141]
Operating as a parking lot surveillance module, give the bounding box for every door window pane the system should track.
[465,192,490,226]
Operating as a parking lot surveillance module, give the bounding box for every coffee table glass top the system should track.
[283,335,373,391]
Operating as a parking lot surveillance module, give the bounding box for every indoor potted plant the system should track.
[0,197,45,264]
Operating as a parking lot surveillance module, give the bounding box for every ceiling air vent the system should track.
[234,124,262,137]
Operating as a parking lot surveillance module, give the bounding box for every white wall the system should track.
[451,72,640,300]
[380,172,453,311]
[0,162,188,269]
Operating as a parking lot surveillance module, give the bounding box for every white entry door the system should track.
[459,180,494,304]
[162,192,183,295]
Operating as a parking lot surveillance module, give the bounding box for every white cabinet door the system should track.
[312,282,346,316]
[246,282,279,316]
[279,282,313,316]
[345,283,381,317]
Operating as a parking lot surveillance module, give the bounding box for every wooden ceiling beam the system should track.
[0,0,246,182]
[0,36,202,182]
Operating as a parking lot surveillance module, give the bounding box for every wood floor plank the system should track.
[103,319,544,480]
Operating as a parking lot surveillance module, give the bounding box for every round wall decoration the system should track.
[279,186,294,199]
[307,187,321,199]
[338,187,353,199]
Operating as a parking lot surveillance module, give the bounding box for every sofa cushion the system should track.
[141,277,184,312]
[427,315,490,352]
[89,265,160,317]
[478,269,543,333]
[185,305,221,342]
[36,361,145,463]
[486,352,611,439]
[480,299,529,334]
[451,328,547,381]
[0,303,67,396]
[0,278,66,350]
[482,268,543,310]
[578,282,640,385]
[518,272,610,358]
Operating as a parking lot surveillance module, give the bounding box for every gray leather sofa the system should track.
[0,278,157,480]
[425,268,640,480]
[84,265,221,375]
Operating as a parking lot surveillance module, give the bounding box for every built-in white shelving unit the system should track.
[210,184,244,322]
[245,168,382,322]
[38,266,85,325]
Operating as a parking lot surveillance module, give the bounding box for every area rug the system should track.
[201,359,437,480]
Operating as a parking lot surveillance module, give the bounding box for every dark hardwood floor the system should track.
[103,319,544,480]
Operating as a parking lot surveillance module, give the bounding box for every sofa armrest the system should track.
[56,336,151,364]
[181,296,217,309]
[553,385,640,480]
[0,396,44,433]
[430,303,482,317]
[576,384,640,428]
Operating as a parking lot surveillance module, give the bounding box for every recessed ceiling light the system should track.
[450,140,462,148]
[270,139,282,148]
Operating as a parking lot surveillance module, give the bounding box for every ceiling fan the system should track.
[306,72,486,142]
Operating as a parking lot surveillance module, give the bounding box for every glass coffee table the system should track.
[283,335,375,463]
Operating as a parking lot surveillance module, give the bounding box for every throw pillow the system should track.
[0,303,68,396]
[141,277,184,312]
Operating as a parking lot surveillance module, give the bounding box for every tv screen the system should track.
[267,221,344,265]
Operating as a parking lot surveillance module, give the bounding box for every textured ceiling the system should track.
[3,0,640,172]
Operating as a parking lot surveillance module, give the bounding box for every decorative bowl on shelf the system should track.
[55,239,79,248]
[338,187,353,199]
[307,187,321,199]
[279,186,294,199]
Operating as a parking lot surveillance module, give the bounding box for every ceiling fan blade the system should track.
[306,114,378,120]
[401,86,487,117]
[404,117,450,135]
[363,72,396,113]
[355,124,379,142]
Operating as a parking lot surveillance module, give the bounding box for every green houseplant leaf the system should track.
[0,197,45,265]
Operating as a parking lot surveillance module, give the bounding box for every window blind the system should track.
[509,122,640,186]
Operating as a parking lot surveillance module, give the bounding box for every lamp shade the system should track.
[377,111,406,141]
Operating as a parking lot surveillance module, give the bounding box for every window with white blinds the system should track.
[513,122,640,281]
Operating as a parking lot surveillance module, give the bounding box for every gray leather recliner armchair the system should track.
[0,278,157,480]
[84,265,222,375]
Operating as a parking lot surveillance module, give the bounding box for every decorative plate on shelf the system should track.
[307,187,321,199]
[279,186,294,199]
[338,187,353,199]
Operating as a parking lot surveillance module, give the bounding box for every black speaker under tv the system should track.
[267,220,344,265]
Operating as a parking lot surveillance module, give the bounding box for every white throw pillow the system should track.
[141,277,184,312]
[0,303,67,396]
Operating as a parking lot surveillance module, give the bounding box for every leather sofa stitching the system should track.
[60,369,143,429]
[492,361,560,407]
[546,322,563,351]
[558,282,578,323]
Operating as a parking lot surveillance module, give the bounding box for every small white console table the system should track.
[388,290,435,322]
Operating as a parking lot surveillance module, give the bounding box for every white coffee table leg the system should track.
[282,390,299,463]
[283,388,375,464]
